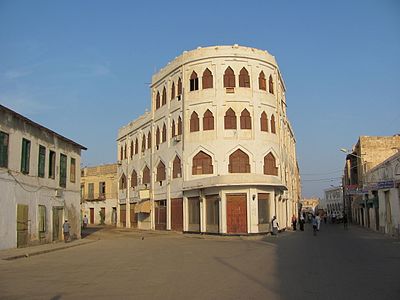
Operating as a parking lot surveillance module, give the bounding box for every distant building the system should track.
[324,186,343,217]
[81,164,118,226]
[300,198,319,215]
[117,45,301,234]
[0,105,86,250]
[343,135,400,228]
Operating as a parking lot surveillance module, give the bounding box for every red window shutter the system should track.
[224,67,235,88]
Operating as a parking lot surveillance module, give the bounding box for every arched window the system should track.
[223,67,235,88]
[162,123,167,142]
[239,67,250,88]
[178,77,182,95]
[120,146,123,161]
[142,166,150,184]
[173,155,182,178]
[124,144,127,159]
[190,111,199,132]
[224,108,237,129]
[134,138,138,154]
[178,116,182,135]
[147,131,152,149]
[156,127,160,146]
[141,134,146,152]
[156,91,160,109]
[162,87,167,105]
[269,75,274,94]
[264,153,278,176]
[171,119,176,137]
[190,71,199,91]
[203,109,214,131]
[271,114,276,134]
[259,71,266,91]
[260,112,268,132]
[229,149,250,173]
[130,140,134,158]
[119,174,127,190]
[171,81,175,100]
[202,68,213,89]
[156,161,166,182]
[192,151,213,175]
[131,170,137,188]
[240,109,251,129]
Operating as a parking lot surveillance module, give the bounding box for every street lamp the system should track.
[340,148,363,160]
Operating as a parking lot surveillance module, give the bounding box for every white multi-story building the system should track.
[324,186,343,216]
[0,105,86,250]
[117,45,301,234]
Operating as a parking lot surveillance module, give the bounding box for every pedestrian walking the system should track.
[323,214,327,224]
[343,213,348,230]
[63,220,70,243]
[83,215,88,229]
[292,214,297,231]
[312,215,318,236]
[271,216,279,236]
[316,214,321,231]
[299,214,305,231]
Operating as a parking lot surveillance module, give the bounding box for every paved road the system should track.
[0,223,399,300]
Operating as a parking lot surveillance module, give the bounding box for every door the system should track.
[90,208,94,224]
[188,197,200,232]
[171,198,183,231]
[120,204,126,227]
[17,204,29,247]
[155,200,167,230]
[226,194,247,234]
[52,207,63,241]
[130,204,137,228]
[206,195,219,233]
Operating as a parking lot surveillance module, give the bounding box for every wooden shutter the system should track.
[190,71,199,91]
[135,138,138,154]
[203,110,214,130]
[224,67,235,88]
[239,68,250,88]
[143,166,150,184]
[269,75,274,94]
[190,112,199,132]
[171,120,176,137]
[202,68,213,89]
[148,132,151,149]
[178,117,182,135]
[178,78,182,95]
[171,82,175,100]
[70,157,76,183]
[259,71,266,90]
[240,109,252,129]
[142,135,146,152]
[156,127,160,146]
[162,124,167,142]
[0,131,8,168]
[229,149,250,173]
[156,91,160,109]
[224,108,237,129]
[271,115,276,134]
[21,138,31,174]
[59,153,67,188]
[156,161,166,181]
[162,87,167,105]
[260,112,268,132]
[38,145,46,178]
[264,153,278,176]
[131,170,137,187]
[173,156,181,178]
[192,151,213,175]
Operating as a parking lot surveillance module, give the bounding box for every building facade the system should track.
[0,105,86,250]
[81,164,118,226]
[117,45,301,234]
[324,186,343,217]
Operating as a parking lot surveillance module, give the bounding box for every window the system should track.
[147,131,152,149]
[156,127,160,146]
[271,114,276,134]
[156,91,160,109]
[156,161,166,182]
[190,71,199,91]
[171,120,176,137]
[258,193,270,224]
[21,138,31,174]
[178,78,182,95]
[135,138,138,154]
[59,153,67,188]
[0,131,9,168]
[260,112,268,132]
[162,123,167,142]
[203,110,214,131]
[239,67,250,88]
[142,135,146,152]
[49,150,56,179]
[202,68,213,89]
[229,149,250,173]
[99,181,106,198]
[178,117,182,135]
[269,75,274,94]
[124,144,127,159]
[70,157,76,183]
[223,67,235,88]
[119,174,127,190]
[171,81,175,100]
[38,205,46,233]
[162,87,167,105]
[192,151,213,175]
[88,183,94,199]
[190,111,199,132]
[173,155,181,178]
[131,170,137,188]
[259,71,266,91]
[224,108,237,129]
[38,145,46,178]
[240,109,252,129]
[142,166,150,184]
[264,153,278,176]
[120,146,123,161]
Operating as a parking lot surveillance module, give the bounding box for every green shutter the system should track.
[21,138,30,174]
[0,131,8,168]
[59,154,67,187]
[38,145,46,178]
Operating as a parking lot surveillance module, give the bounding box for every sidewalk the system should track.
[0,238,96,262]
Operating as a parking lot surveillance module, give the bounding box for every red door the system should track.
[226,194,247,233]
[171,198,183,231]
[89,208,94,224]
[155,200,167,230]
[130,204,137,228]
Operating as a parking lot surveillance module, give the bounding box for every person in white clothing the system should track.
[271,216,279,235]
[316,214,321,231]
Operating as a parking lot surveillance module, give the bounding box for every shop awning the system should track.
[137,200,151,213]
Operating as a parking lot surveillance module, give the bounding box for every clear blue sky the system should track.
[1,0,399,198]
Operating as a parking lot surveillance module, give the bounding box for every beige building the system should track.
[0,105,86,250]
[324,186,343,217]
[81,164,118,226]
[117,45,301,234]
[300,198,320,215]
